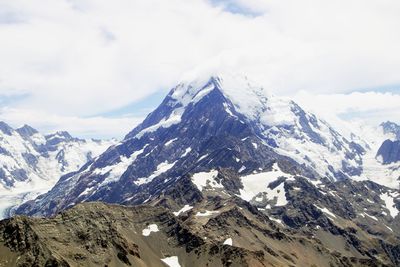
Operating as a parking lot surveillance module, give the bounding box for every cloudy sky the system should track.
[0,0,400,139]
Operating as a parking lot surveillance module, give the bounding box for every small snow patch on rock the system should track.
[161,256,181,267]
[142,224,159,236]
[195,210,219,217]
[173,205,193,216]
[223,238,233,246]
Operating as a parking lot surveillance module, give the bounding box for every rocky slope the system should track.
[0,122,114,219]
[2,201,399,267]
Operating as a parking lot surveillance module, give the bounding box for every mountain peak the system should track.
[172,73,297,128]
[380,121,400,140]
[16,124,39,137]
[46,131,73,140]
[172,73,269,105]
[0,121,14,136]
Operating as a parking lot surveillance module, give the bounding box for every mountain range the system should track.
[1,74,400,266]
[0,122,114,219]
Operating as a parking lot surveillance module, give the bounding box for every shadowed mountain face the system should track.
[9,74,400,266]
[377,140,400,164]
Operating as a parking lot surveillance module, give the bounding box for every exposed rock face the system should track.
[377,139,400,164]
[2,202,399,267]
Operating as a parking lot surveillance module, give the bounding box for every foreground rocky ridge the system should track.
[2,201,399,267]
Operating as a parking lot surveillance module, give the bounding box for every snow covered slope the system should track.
[0,123,115,218]
[343,121,400,188]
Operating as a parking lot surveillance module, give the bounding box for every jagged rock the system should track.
[3,202,397,266]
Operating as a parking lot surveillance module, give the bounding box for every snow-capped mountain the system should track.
[17,74,371,216]
[381,121,400,140]
[348,121,400,188]
[0,122,115,218]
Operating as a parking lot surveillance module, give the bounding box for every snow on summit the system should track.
[151,73,364,182]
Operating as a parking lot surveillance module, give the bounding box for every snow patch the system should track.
[195,210,220,217]
[223,103,235,117]
[173,205,193,216]
[197,154,209,162]
[191,170,222,191]
[161,256,181,267]
[223,238,233,246]
[315,205,336,218]
[142,224,159,236]
[269,217,284,225]
[239,163,292,204]
[97,145,148,186]
[364,213,378,221]
[238,166,246,173]
[136,107,184,138]
[135,160,177,186]
[181,147,192,158]
[380,192,398,218]
[165,138,178,146]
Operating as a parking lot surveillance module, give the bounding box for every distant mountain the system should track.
[377,140,400,164]
[357,121,400,187]
[381,121,400,140]
[0,122,115,218]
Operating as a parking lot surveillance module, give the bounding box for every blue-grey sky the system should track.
[0,0,400,139]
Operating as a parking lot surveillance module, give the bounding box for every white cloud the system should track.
[293,91,400,139]
[0,107,142,139]
[295,91,400,117]
[0,0,399,137]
